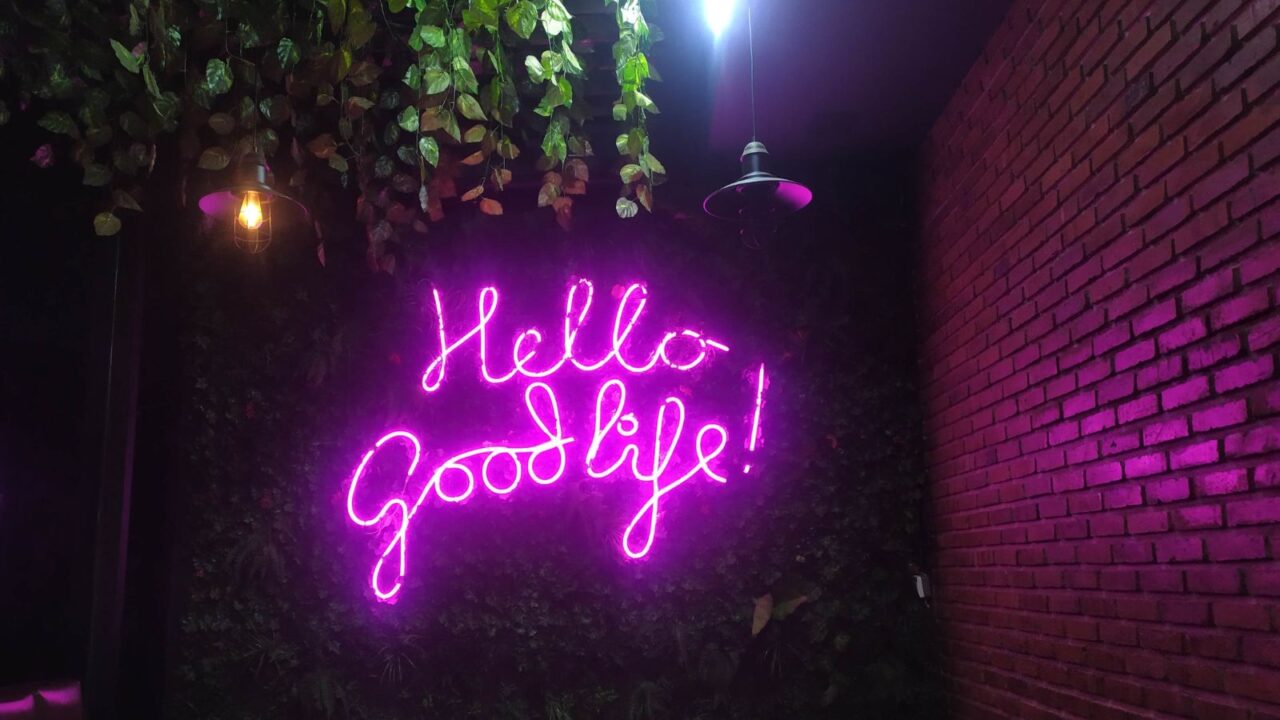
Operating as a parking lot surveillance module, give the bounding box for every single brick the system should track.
[1195,468,1249,496]
[1160,376,1210,410]
[1155,536,1204,563]
[1124,452,1166,478]
[1207,531,1268,561]
[1213,601,1273,631]
[1210,287,1271,330]
[1226,497,1280,526]
[1191,399,1248,432]
[1171,505,1224,530]
[1169,439,1220,469]
[1214,355,1275,392]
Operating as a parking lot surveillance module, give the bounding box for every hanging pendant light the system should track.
[703,1,812,222]
[198,151,308,254]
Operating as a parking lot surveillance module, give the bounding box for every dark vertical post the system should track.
[84,228,145,719]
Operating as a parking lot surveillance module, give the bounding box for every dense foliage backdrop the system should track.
[166,164,942,718]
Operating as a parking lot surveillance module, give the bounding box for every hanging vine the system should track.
[0,0,663,258]
[608,0,664,219]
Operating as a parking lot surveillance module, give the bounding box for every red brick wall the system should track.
[919,1,1280,718]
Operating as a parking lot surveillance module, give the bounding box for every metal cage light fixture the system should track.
[197,151,307,254]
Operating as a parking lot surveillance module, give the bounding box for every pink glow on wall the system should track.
[347,279,768,603]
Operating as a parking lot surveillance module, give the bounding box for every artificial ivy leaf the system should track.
[276,38,300,70]
[38,112,78,138]
[497,137,520,159]
[622,54,649,85]
[112,189,142,212]
[457,93,485,121]
[635,91,658,113]
[505,1,537,39]
[85,126,113,148]
[552,195,573,230]
[534,84,563,117]
[346,96,375,118]
[562,43,584,76]
[568,135,593,157]
[257,128,280,157]
[335,46,354,82]
[612,103,627,122]
[463,125,486,143]
[238,97,259,129]
[328,153,349,173]
[391,173,417,193]
[540,8,565,36]
[327,0,347,33]
[440,110,461,142]
[565,158,589,182]
[460,183,484,201]
[627,129,645,157]
[142,65,161,98]
[397,145,416,166]
[619,163,643,183]
[259,96,292,125]
[479,198,502,215]
[452,57,478,94]
[397,106,419,132]
[425,67,451,94]
[460,150,484,166]
[119,112,146,139]
[374,155,394,178]
[93,212,122,236]
[387,0,408,12]
[418,136,439,166]
[641,152,666,176]
[418,184,429,211]
[524,55,545,83]
[615,197,638,219]
[83,163,113,186]
[346,2,377,49]
[403,64,421,90]
[541,50,563,75]
[615,133,629,155]
[208,113,235,135]
[307,133,338,158]
[490,167,512,190]
[416,25,446,49]
[110,39,140,73]
[537,182,559,207]
[204,59,232,95]
[635,181,652,210]
[197,147,230,170]
[383,120,401,145]
[347,61,380,86]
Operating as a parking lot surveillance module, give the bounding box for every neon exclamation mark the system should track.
[743,363,767,474]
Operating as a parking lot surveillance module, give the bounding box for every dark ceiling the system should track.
[646,0,1014,165]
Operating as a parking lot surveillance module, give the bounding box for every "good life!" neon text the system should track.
[345,280,767,603]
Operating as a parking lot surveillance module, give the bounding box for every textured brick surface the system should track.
[920,1,1280,718]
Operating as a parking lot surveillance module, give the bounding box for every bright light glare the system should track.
[704,0,736,37]
[237,191,264,230]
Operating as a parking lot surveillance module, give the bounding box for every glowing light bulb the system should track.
[237,191,264,230]
[704,0,736,37]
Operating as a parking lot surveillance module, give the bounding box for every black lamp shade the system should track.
[703,141,813,220]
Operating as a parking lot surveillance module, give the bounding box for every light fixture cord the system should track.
[747,1,758,141]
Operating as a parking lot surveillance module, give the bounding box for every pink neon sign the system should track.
[345,280,767,603]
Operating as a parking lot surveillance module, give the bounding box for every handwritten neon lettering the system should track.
[420,280,730,393]
[347,279,768,603]
[743,363,767,474]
